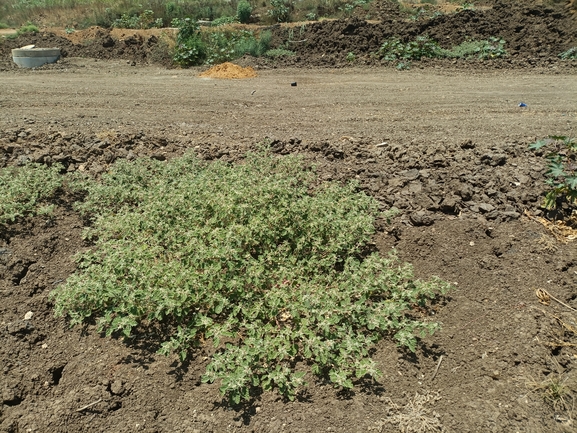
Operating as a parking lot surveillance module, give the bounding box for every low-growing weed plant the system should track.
[52,151,450,404]
[443,37,507,60]
[375,35,507,68]
[0,163,62,226]
[210,15,237,26]
[559,47,577,60]
[18,22,39,34]
[264,48,295,57]
[377,36,442,61]
[529,136,577,210]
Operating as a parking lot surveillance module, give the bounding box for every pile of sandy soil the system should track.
[199,62,257,79]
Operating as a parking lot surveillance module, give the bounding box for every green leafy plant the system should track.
[443,37,507,60]
[18,22,39,34]
[0,163,62,226]
[52,151,450,404]
[346,51,355,62]
[172,18,207,66]
[237,0,252,23]
[529,136,577,210]
[234,30,271,57]
[377,36,442,61]
[113,9,156,29]
[211,15,237,26]
[559,47,577,60]
[268,0,293,22]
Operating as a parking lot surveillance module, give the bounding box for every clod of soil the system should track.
[199,62,257,79]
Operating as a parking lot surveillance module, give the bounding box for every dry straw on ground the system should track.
[199,62,257,79]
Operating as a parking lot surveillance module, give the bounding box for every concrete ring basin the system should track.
[12,47,61,68]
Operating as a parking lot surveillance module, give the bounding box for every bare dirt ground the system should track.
[1,59,577,432]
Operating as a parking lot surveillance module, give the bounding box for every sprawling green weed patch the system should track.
[0,163,62,226]
[52,151,450,403]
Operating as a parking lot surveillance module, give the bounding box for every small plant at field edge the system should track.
[15,23,39,36]
[559,47,577,60]
[172,18,206,67]
[211,16,237,26]
[113,9,156,29]
[529,136,577,210]
[443,37,507,60]
[237,0,252,24]
[268,0,293,22]
[346,52,356,62]
[526,359,576,412]
[52,151,450,404]
[377,36,442,61]
[0,163,63,227]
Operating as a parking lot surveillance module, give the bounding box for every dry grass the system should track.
[375,391,445,433]
[526,358,576,418]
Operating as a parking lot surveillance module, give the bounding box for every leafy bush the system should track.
[237,0,252,24]
[529,136,577,210]
[112,9,157,29]
[443,37,507,60]
[211,15,237,26]
[172,18,207,66]
[559,47,577,60]
[377,36,442,61]
[265,48,295,57]
[0,163,62,226]
[234,30,271,57]
[174,19,271,66]
[18,22,39,34]
[52,151,450,404]
[268,0,293,22]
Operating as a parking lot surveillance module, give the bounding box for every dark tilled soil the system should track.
[1,61,577,432]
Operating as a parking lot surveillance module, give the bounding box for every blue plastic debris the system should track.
[518,102,527,107]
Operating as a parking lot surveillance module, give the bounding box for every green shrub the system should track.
[377,36,442,61]
[265,48,295,57]
[268,0,292,22]
[172,18,207,66]
[211,15,237,26]
[233,30,271,58]
[0,163,62,226]
[0,22,10,29]
[442,37,506,59]
[559,47,577,60]
[16,22,39,35]
[237,0,252,23]
[52,151,450,404]
[529,136,577,210]
[112,9,157,29]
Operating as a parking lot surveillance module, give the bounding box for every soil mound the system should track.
[199,62,257,79]
[0,27,175,70]
[270,1,577,67]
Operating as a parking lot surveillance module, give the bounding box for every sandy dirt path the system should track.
[1,60,575,147]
